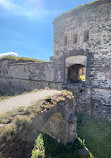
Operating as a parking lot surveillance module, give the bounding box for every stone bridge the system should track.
[0,90,76,158]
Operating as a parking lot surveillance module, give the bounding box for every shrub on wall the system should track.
[31,133,90,158]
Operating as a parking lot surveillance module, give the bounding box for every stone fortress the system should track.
[0,0,111,120]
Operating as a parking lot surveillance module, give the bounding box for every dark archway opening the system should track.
[68,64,86,82]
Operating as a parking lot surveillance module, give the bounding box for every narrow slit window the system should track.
[73,33,77,44]
[64,35,67,45]
[84,30,89,42]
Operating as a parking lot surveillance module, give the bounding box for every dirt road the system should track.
[0,90,60,114]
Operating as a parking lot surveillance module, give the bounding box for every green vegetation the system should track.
[77,114,111,158]
[31,114,111,158]
[31,133,90,158]
[2,90,111,158]
[0,55,45,62]
[0,94,10,101]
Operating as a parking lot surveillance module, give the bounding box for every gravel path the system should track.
[0,90,60,114]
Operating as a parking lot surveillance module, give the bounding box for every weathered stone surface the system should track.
[52,0,111,120]
[0,91,76,157]
[78,149,90,157]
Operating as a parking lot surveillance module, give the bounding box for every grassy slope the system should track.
[77,114,111,158]
[0,55,45,62]
[31,114,111,158]
[31,133,90,158]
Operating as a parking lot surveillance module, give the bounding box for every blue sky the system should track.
[0,0,93,61]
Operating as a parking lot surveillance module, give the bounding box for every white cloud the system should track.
[0,0,59,19]
[0,52,18,57]
[28,0,44,9]
[0,0,15,10]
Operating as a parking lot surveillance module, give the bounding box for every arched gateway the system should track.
[65,55,87,82]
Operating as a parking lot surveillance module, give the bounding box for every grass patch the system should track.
[31,133,90,158]
[0,95,10,101]
[0,55,45,63]
[0,90,73,124]
[77,114,111,158]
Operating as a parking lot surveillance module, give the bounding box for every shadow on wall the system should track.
[68,64,86,82]
[31,133,89,158]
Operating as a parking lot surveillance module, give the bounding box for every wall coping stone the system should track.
[53,0,111,24]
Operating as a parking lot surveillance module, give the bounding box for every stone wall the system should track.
[0,77,62,95]
[53,0,111,88]
[0,59,54,81]
[63,84,111,121]
[0,0,110,121]
[0,91,76,157]
[52,0,111,120]
[91,88,111,121]
[17,95,76,145]
[0,58,62,95]
[63,84,92,115]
